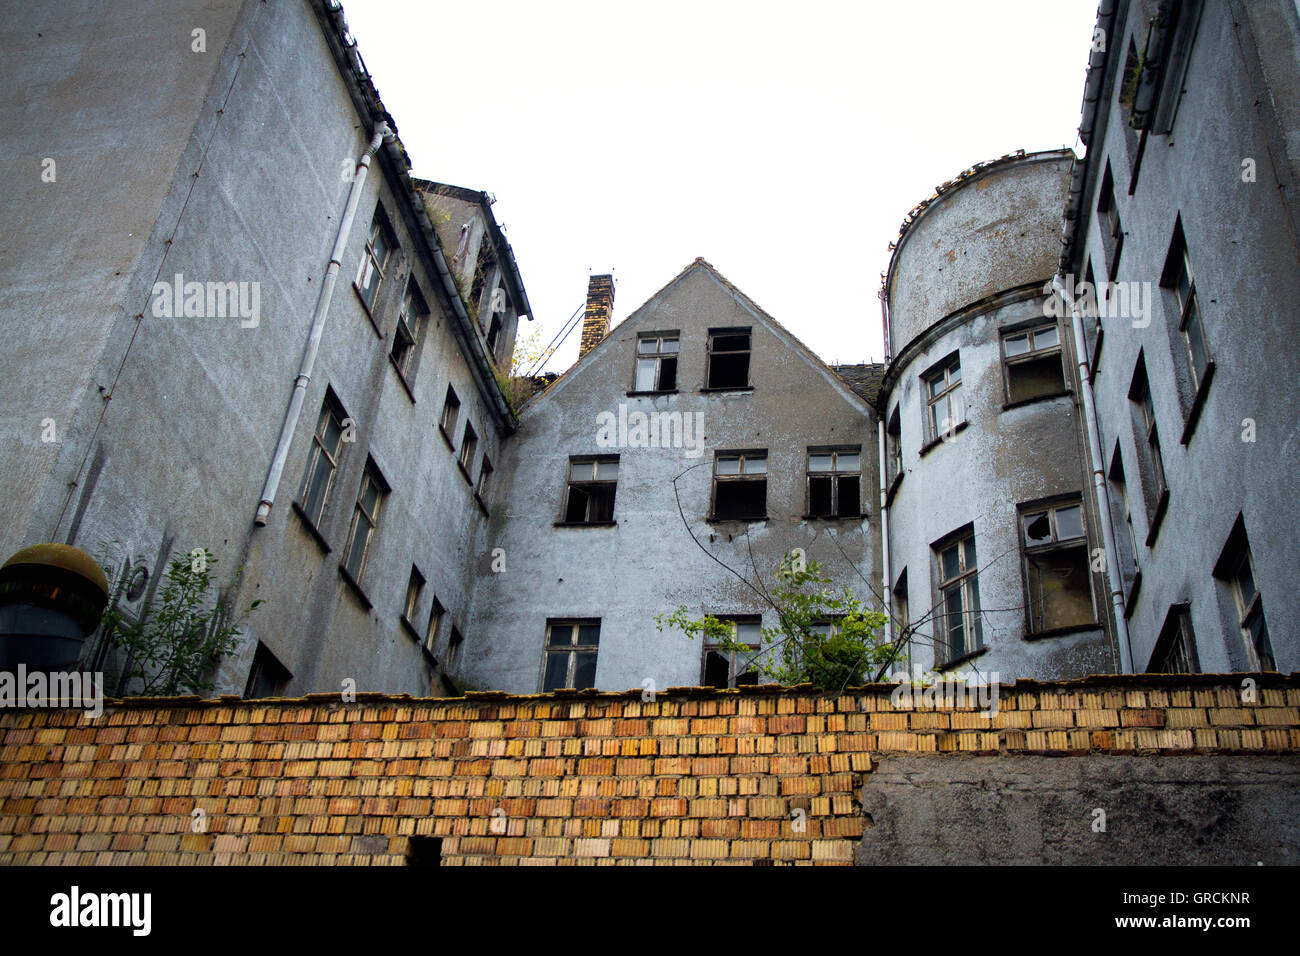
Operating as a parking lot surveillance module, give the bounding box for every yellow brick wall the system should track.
[0,676,1297,865]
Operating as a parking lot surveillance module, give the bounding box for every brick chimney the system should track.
[579,274,614,359]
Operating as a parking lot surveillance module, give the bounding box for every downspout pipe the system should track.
[255,122,395,526]
[877,417,892,654]
[1052,273,1133,672]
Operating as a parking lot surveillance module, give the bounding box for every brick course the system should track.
[0,675,1296,865]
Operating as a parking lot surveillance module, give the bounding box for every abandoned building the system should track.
[0,0,1297,705]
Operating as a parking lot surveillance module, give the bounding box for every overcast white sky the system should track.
[343,0,1099,374]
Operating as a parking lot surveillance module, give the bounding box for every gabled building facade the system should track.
[464,260,882,694]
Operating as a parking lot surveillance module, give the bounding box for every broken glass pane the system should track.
[1024,512,1052,542]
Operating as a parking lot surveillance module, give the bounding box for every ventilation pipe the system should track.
[255,122,394,526]
[1052,273,1133,673]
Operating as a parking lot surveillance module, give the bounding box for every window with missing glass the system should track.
[355,208,394,310]
[806,448,861,518]
[342,460,387,585]
[1098,163,1123,279]
[1020,497,1094,634]
[935,528,982,665]
[702,616,762,689]
[542,619,600,691]
[1002,322,1065,405]
[1107,443,1140,600]
[402,565,425,631]
[634,333,679,392]
[563,457,619,523]
[459,422,478,474]
[711,451,767,520]
[706,328,751,389]
[923,354,964,445]
[299,390,348,528]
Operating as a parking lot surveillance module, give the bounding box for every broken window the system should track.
[1148,604,1198,673]
[711,451,767,520]
[342,459,388,584]
[706,328,751,389]
[244,642,291,699]
[935,528,982,665]
[355,208,394,310]
[440,386,460,442]
[702,616,762,688]
[458,421,478,474]
[923,354,964,444]
[892,570,911,673]
[563,457,619,523]
[1214,518,1275,672]
[1002,322,1065,405]
[1107,443,1140,600]
[634,333,679,392]
[1020,498,1094,634]
[445,626,464,675]
[1161,218,1212,400]
[1129,355,1167,530]
[298,390,348,527]
[542,619,600,691]
[485,314,502,359]
[391,278,429,381]
[402,565,425,630]
[1098,163,1123,279]
[806,448,861,518]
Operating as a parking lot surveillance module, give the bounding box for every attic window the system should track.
[706,328,751,390]
[634,334,679,392]
[712,451,767,521]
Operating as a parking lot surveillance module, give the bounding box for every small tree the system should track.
[656,552,892,692]
[98,548,261,697]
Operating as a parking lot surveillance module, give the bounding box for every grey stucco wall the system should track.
[0,0,512,696]
[880,154,1113,682]
[1072,0,1300,674]
[885,153,1073,357]
[857,753,1300,865]
[465,262,881,694]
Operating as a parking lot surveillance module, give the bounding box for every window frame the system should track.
[541,618,601,692]
[1160,218,1215,439]
[704,327,753,391]
[439,386,461,448]
[341,458,388,587]
[1128,355,1168,541]
[805,447,863,519]
[701,615,763,689]
[355,207,395,311]
[390,277,429,384]
[1097,163,1123,279]
[561,456,620,525]
[297,390,348,530]
[458,421,478,477]
[1213,518,1276,673]
[933,527,983,668]
[922,353,964,447]
[401,565,425,635]
[1000,321,1066,406]
[424,597,446,657]
[1018,496,1096,636]
[1107,442,1141,611]
[1148,604,1199,673]
[710,450,768,522]
[632,332,680,394]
